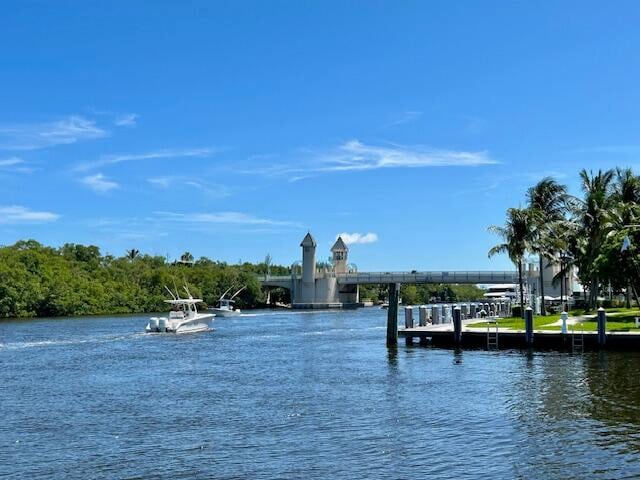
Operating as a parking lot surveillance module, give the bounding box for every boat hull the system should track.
[145,313,215,334]
[210,308,241,317]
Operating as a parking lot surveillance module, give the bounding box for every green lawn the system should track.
[467,314,561,330]
[467,308,640,332]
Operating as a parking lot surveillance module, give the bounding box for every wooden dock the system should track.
[400,324,640,350]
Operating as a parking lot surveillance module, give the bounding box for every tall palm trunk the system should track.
[539,256,546,316]
[518,259,525,318]
[590,276,599,309]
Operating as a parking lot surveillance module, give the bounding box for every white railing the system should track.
[335,271,517,284]
[258,271,517,285]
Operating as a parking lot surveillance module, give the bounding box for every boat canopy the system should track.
[163,299,204,305]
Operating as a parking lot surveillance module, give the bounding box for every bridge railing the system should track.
[258,271,518,285]
[335,271,517,284]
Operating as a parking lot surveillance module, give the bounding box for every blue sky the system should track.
[1,1,640,271]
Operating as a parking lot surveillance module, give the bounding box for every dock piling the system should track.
[560,311,568,334]
[453,306,462,344]
[404,306,414,329]
[597,307,606,346]
[418,306,428,326]
[432,305,441,325]
[386,283,400,347]
[525,306,534,346]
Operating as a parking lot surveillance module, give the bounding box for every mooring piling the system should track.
[418,305,428,326]
[453,306,462,344]
[386,283,400,347]
[597,307,606,346]
[525,306,534,346]
[560,311,568,334]
[404,306,414,329]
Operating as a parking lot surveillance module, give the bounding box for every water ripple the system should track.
[1,310,640,479]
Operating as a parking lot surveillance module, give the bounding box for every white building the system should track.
[291,233,360,308]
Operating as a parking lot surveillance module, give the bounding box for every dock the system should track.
[400,324,640,350]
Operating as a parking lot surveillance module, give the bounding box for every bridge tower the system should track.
[331,236,348,274]
[300,232,317,303]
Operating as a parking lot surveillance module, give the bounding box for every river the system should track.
[1,308,639,479]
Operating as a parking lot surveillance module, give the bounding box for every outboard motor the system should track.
[158,318,168,333]
[149,317,159,332]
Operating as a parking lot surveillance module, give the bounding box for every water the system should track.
[1,308,640,479]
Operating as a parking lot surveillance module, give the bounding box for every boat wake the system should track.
[0,332,147,351]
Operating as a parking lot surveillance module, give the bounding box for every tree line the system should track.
[489,168,640,314]
[359,283,485,304]
[0,240,288,318]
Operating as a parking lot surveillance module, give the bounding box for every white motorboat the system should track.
[146,286,215,334]
[210,286,245,317]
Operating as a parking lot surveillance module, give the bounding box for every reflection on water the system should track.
[1,308,639,479]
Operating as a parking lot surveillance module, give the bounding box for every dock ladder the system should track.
[486,319,499,350]
[571,323,584,353]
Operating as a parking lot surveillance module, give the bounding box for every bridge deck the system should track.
[259,271,516,287]
[336,271,516,285]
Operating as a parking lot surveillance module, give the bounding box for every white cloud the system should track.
[0,115,108,150]
[0,205,59,223]
[337,232,379,244]
[322,140,495,172]
[81,173,119,192]
[0,157,23,167]
[147,176,230,197]
[147,177,172,188]
[0,157,34,173]
[244,140,496,180]
[384,111,423,128]
[74,147,214,172]
[114,113,138,127]
[154,211,298,227]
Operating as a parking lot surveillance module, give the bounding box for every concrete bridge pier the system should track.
[386,283,400,347]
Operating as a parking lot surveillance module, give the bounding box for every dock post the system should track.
[525,306,534,346]
[404,306,414,328]
[431,305,440,324]
[560,311,568,334]
[418,306,428,326]
[597,307,606,347]
[386,283,400,347]
[470,303,477,319]
[453,306,462,345]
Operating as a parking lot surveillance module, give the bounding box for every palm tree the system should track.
[526,177,569,315]
[488,208,536,316]
[125,248,140,261]
[180,251,194,263]
[606,168,640,306]
[575,169,615,309]
[264,254,273,277]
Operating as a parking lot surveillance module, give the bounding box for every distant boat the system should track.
[210,286,245,317]
[146,286,215,333]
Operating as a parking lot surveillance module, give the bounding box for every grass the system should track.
[468,312,566,330]
[467,308,640,333]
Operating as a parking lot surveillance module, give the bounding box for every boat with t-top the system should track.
[146,286,215,333]
[210,286,245,317]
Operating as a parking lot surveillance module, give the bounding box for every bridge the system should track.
[261,270,516,289]
[259,233,519,346]
[258,233,516,309]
